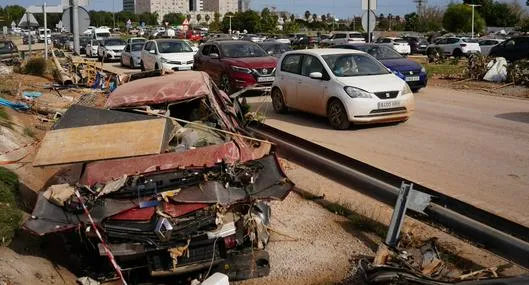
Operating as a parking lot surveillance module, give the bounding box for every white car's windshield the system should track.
[131,43,144,52]
[322,54,390,77]
[157,41,193,53]
[104,39,125,46]
[221,43,267,58]
[96,32,111,38]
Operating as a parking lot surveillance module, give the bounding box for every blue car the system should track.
[333,43,428,92]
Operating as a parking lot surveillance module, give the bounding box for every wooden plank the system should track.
[34,119,171,167]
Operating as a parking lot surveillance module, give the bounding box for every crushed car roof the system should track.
[105,71,212,108]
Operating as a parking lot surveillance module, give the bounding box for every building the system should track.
[123,0,135,13]
[238,0,250,12]
[203,0,238,14]
[189,0,203,11]
[135,0,187,17]
[61,0,89,8]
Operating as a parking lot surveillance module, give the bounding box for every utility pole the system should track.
[26,12,32,55]
[227,15,233,34]
[367,0,371,43]
[71,0,80,55]
[467,4,481,38]
[113,0,116,30]
[43,2,48,60]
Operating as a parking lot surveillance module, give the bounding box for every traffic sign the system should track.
[362,0,377,10]
[361,10,376,33]
[62,6,90,33]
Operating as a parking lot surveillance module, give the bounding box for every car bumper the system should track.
[345,92,415,124]
[163,63,193,71]
[231,72,275,90]
[106,53,122,60]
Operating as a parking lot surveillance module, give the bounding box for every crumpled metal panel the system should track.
[80,142,241,186]
[162,203,209,218]
[109,207,155,221]
[23,193,80,236]
[105,71,212,108]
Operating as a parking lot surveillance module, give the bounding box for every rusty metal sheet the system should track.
[80,142,241,186]
[110,207,155,221]
[105,71,212,109]
[33,119,173,167]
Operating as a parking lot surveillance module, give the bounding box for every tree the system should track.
[260,8,278,33]
[283,21,299,34]
[3,5,25,24]
[321,14,327,22]
[304,10,311,21]
[312,13,317,22]
[443,3,485,33]
[162,13,184,25]
[138,12,159,26]
[205,14,210,23]
[197,14,201,23]
[290,14,295,22]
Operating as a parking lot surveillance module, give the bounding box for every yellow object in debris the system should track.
[168,239,191,271]
[160,189,181,202]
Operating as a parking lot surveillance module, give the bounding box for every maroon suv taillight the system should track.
[224,234,237,249]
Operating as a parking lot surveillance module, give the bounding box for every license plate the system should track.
[257,76,274,82]
[178,66,192,71]
[405,76,420,82]
[378,101,401,109]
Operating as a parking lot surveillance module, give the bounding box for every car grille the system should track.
[168,60,193,65]
[402,70,421,76]
[113,49,122,53]
[253,68,276,76]
[370,107,407,114]
[374,91,399,100]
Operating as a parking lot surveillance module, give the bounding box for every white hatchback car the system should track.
[141,39,195,72]
[271,49,415,129]
[376,37,411,55]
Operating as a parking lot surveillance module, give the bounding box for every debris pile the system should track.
[23,71,293,283]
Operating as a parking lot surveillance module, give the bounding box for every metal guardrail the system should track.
[247,122,529,269]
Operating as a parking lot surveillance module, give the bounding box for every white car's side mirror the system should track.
[149,50,156,54]
[309,72,323,79]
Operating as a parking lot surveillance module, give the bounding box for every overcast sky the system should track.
[5,0,528,19]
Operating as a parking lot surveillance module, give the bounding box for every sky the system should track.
[3,0,528,19]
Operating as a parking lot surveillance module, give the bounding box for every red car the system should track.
[193,40,277,93]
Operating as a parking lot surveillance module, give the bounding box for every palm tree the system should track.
[304,10,311,21]
[290,14,295,22]
[197,14,202,23]
[205,14,211,23]
[321,14,327,23]
[312,13,317,22]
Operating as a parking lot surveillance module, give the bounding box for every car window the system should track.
[124,45,130,52]
[260,43,290,54]
[0,42,13,53]
[131,43,144,52]
[447,38,459,44]
[334,33,346,39]
[201,45,211,55]
[322,53,389,77]
[144,41,153,51]
[301,55,325,77]
[220,43,267,58]
[281,54,302,74]
[210,45,220,55]
[104,39,125,46]
[356,45,402,60]
[157,41,193,53]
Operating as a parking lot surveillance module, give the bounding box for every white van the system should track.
[92,28,111,40]
[38,28,51,43]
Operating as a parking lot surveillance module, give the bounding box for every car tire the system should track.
[154,63,160,71]
[271,88,288,113]
[453,48,463,58]
[327,99,350,130]
[220,74,232,94]
[411,88,420,93]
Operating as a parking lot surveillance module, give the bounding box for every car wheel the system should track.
[154,63,160,71]
[271,88,288,113]
[220,74,232,94]
[411,88,420,93]
[453,48,463,58]
[327,99,350,130]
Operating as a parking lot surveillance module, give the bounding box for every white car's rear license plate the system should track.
[378,101,401,109]
[178,66,191,71]
[257,76,274,82]
[405,76,420,82]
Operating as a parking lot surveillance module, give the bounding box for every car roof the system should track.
[152,39,186,43]
[285,48,364,56]
[208,40,258,45]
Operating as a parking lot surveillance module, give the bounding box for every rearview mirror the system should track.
[210,53,219,59]
[309,72,323,79]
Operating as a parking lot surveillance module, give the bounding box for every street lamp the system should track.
[466,4,481,38]
[227,15,233,34]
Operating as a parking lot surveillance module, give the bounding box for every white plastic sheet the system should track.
[483,57,507,82]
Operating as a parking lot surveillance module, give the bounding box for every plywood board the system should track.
[34,119,172,167]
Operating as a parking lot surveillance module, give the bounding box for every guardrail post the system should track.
[385,181,413,248]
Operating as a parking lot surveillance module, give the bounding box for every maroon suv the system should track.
[193,40,277,93]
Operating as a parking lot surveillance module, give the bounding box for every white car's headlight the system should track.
[231,65,252,74]
[344,86,373,99]
[402,83,413,95]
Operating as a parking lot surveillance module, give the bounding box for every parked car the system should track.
[376,37,411,55]
[79,36,91,54]
[271,49,414,129]
[258,42,291,58]
[22,35,37,45]
[489,36,529,62]
[97,38,126,61]
[120,42,144,68]
[402,36,428,54]
[334,44,427,92]
[193,40,277,94]
[320,31,365,46]
[182,39,199,52]
[0,40,20,64]
[85,39,101,57]
[241,34,263,43]
[126,37,146,44]
[141,39,195,71]
[427,37,480,57]
[264,36,290,44]
[478,39,503,56]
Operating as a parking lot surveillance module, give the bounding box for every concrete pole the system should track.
[43,2,48,60]
[26,12,32,54]
[367,0,371,43]
[471,5,474,38]
[72,0,80,55]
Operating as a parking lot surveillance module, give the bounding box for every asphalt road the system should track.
[246,88,529,227]
[68,59,529,227]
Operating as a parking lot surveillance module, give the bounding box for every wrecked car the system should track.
[24,71,293,283]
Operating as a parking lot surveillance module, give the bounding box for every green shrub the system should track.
[23,57,47,76]
[0,167,21,245]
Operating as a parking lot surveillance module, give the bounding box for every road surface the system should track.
[247,87,529,227]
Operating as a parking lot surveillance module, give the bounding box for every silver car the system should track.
[121,42,144,68]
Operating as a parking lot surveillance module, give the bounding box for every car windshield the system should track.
[157,41,193,53]
[394,38,407,43]
[260,43,290,54]
[322,53,390,77]
[355,45,403,60]
[0,42,12,53]
[104,39,125,46]
[130,38,145,43]
[462,38,478,43]
[221,43,267,58]
[96,32,111,38]
[131,43,144,51]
